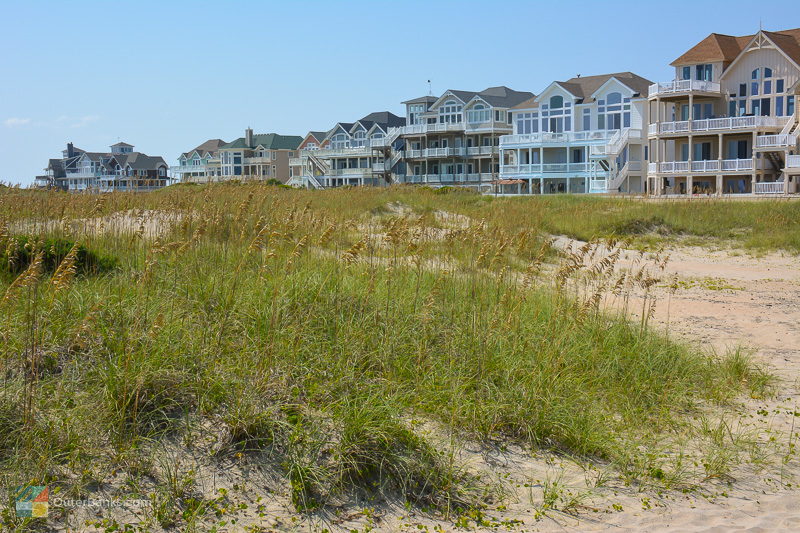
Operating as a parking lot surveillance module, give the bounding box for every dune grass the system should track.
[0,184,778,530]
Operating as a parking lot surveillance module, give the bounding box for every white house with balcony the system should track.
[392,87,533,189]
[647,28,800,195]
[289,112,405,189]
[172,139,226,183]
[498,72,651,194]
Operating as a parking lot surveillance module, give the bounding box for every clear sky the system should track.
[1,0,798,185]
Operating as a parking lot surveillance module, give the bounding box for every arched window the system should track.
[752,68,760,79]
[764,67,773,78]
[439,99,463,124]
[606,92,622,105]
[467,103,491,123]
[331,132,349,150]
[352,130,366,147]
[549,95,564,109]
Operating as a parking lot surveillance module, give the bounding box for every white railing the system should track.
[372,162,388,172]
[369,138,387,148]
[313,146,374,158]
[171,165,207,173]
[648,80,721,97]
[589,179,608,191]
[657,159,756,173]
[654,116,788,135]
[648,162,657,174]
[326,167,374,177]
[395,122,467,136]
[306,175,324,189]
[289,158,305,167]
[648,123,658,136]
[500,130,611,147]
[754,181,784,194]
[786,155,800,168]
[500,162,592,175]
[756,134,797,148]
[721,158,755,171]
[466,146,495,156]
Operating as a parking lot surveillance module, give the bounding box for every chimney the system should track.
[67,142,74,158]
[245,127,253,147]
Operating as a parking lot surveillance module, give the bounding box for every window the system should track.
[467,103,491,123]
[752,99,760,115]
[408,104,426,125]
[331,133,349,149]
[751,82,759,96]
[776,96,784,116]
[515,112,538,134]
[752,68,760,80]
[582,109,590,130]
[495,110,505,122]
[352,130,366,147]
[777,79,785,93]
[682,66,691,80]
[729,100,737,117]
[739,83,747,97]
[738,100,747,116]
[764,67,773,78]
[439,100,463,123]
[787,96,795,116]
[764,80,771,95]
[549,95,564,108]
[695,64,712,81]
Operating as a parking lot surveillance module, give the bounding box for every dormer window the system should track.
[695,64,712,81]
[331,133,349,150]
[439,99,463,124]
[549,95,564,109]
[467,103,491,123]
[352,130,366,147]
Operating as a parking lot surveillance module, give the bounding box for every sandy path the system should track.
[542,238,800,532]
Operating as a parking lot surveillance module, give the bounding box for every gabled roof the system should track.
[358,111,405,128]
[181,139,227,159]
[511,73,650,110]
[123,153,168,170]
[671,28,800,66]
[431,86,534,110]
[221,133,303,150]
[308,131,328,141]
[111,142,134,147]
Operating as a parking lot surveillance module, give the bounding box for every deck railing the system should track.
[787,155,800,168]
[754,182,784,194]
[648,80,721,97]
[652,116,788,135]
[756,134,798,148]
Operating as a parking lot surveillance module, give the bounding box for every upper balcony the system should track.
[172,164,207,174]
[648,115,789,136]
[648,80,721,99]
[755,133,798,149]
[499,130,612,148]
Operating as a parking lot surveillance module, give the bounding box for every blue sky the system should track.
[1,0,797,184]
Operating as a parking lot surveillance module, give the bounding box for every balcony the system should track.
[171,165,207,174]
[787,155,800,169]
[649,115,789,136]
[754,182,785,194]
[756,134,798,149]
[655,158,766,174]
[289,157,306,166]
[648,80,721,98]
[466,146,496,156]
[500,162,597,175]
[312,146,374,158]
[500,130,612,148]
[403,173,494,184]
[325,167,375,177]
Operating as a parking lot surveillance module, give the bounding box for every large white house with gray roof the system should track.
[289,112,405,189]
[38,142,169,192]
[498,72,652,195]
[391,86,534,189]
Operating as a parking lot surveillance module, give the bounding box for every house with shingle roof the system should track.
[41,142,168,192]
[393,86,533,189]
[648,27,800,196]
[497,72,652,195]
[217,128,303,183]
[172,139,227,183]
[288,112,405,189]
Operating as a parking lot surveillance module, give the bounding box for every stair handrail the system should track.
[780,109,798,136]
